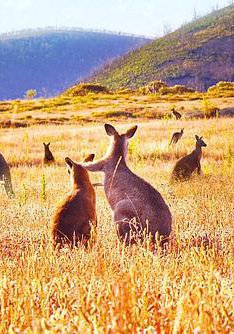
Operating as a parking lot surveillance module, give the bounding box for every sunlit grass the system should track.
[0,118,233,333]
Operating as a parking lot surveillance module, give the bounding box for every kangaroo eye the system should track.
[67,169,70,174]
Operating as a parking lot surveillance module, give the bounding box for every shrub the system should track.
[25,89,37,100]
[62,83,110,97]
[160,85,195,95]
[115,87,135,95]
[201,97,219,118]
[207,81,234,97]
[139,80,168,95]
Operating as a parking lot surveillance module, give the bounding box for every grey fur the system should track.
[172,108,182,119]
[172,135,207,180]
[169,128,184,145]
[0,153,14,197]
[82,124,172,244]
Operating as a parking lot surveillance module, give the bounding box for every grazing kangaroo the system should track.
[43,142,55,164]
[52,154,96,248]
[82,124,172,244]
[169,128,184,146]
[0,153,14,197]
[172,108,182,120]
[172,135,207,180]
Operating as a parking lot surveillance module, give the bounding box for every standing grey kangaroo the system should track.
[172,135,207,180]
[171,108,182,120]
[43,142,55,164]
[82,124,172,244]
[169,128,184,146]
[0,153,14,197]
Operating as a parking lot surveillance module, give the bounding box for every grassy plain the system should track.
[0,90,233,127]
[0,106,234,332]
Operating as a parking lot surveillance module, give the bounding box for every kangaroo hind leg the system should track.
[114,200,142,245]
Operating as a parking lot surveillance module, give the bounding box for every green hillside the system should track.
[90,5,234,91]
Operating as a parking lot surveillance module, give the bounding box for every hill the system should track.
[0,28,150,100]
[90,5,234,91]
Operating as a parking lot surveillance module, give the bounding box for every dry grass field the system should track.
[0,116,234,333]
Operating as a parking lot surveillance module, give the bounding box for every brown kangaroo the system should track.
[172,108,182,120]
[0,153,14,197]
[52,154,96,248]
[82,124,172,245]
[172,135,207,180]
[169,128,184,146]
[43,142,55,164]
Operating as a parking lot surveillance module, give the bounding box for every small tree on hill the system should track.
[25,89,37,100]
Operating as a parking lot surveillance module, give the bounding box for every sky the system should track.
[0,0,231,37]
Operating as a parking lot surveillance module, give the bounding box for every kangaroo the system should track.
[0,153,14,197]
[172,135,207,180]
[82,124,172,245]
[43,142,55,164]
[169,128,184,146]
[52,154,97,248]
[172,108,182,120]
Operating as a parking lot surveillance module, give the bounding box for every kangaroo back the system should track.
[0,153,14,197]
[169,129,184,146]
[52,154,96,248]
[172,109,182,119]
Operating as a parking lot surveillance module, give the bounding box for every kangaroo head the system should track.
[83,154,95,163]
[195,135,207,148]
[65,154,94,187]
[43,142,51,150]
[104,123,138,160]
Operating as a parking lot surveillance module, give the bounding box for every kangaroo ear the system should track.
[48,142,50,146]
[195,135,199,141]
[43,143,46,146]
[126,125,138,138]
[83,154,95,162]
[65,157,74,169]
[104,124,118,136]
[200,136,203,139]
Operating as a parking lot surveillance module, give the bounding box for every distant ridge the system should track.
[0,27,151,40]
[0,28,150,100]
[90,5,234,91]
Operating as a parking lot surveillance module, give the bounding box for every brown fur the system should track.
[51,154,96,248]
[172,108,182,120]
[43,142,55,164]
[169,128,184,146]
[172,135,207,180]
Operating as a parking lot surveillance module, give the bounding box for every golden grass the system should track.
[0,118,234,333]
[1,93,233,126]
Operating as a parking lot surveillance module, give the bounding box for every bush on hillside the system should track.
[207,81,234,97]
[115,87,135,95]
[159,85,195,95]
[201,97,219,118]
[63,83,110,97]
[139,80,167,95]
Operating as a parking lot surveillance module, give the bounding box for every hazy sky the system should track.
[0,0,231,36]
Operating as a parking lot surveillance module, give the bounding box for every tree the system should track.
[163,23,172,36]
[25,89,37,100]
